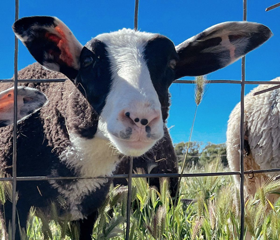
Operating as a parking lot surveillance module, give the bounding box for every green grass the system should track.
[1,160,280,239]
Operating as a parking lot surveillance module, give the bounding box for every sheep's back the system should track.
[227,77,280,173]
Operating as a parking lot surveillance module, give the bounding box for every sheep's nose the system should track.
[125,112,149,126]
[119,109,161,129]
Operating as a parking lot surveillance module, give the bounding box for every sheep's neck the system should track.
[62,133,120,178]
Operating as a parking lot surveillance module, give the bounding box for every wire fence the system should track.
[1,0,280,240]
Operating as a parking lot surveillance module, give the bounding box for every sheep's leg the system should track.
[3,201,29,240]
[77,211,98,240]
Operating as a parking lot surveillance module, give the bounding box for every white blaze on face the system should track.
[95,29,164,156]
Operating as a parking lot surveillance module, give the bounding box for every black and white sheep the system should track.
[227,77,280,202]
[0,16,272,239]
[0,86,47,127]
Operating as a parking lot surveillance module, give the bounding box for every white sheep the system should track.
[227,77,280,202]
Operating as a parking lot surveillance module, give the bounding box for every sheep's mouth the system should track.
[119,139,154,149]
[110,135,156,157]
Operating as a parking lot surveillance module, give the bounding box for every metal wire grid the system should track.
[1,0,279,240]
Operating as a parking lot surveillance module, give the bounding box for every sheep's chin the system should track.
[109,135,156,157]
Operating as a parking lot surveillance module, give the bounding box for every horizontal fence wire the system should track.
[2,78,280,84]
[0,170,280,182]
[1,0,279,239]
[0,78,280,85]
[0,79,67,83]
[174,80,280,84]
[1,169,280,182]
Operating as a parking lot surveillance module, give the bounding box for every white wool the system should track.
[227,77,280,197]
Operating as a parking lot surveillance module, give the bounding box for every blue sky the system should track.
[1,0,279,144]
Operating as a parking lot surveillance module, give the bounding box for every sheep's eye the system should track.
[169,59,177,69]
[82,56,94,68]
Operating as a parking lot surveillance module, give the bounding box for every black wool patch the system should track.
[143,35,178,121]
[76,40,112,116]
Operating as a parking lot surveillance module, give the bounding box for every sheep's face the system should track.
[77,30,179,156]
[13,16,272,156]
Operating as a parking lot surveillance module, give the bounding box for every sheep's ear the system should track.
[13,16,83,80]
[174,22,272,78]
[0,87,48,127]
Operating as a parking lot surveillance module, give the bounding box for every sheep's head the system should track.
[0,87,48,127]
[13,16,272,156]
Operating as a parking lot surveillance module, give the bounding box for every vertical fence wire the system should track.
[125,1,139,238]
[125,157,134,240]
[12,0,19,239]
[134,0,139,31]
[239,1,247,239]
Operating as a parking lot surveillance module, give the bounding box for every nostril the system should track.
[134,118,139,123]
[140,119,148,126]
[125,112,130,118]
[123,111,135,126]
